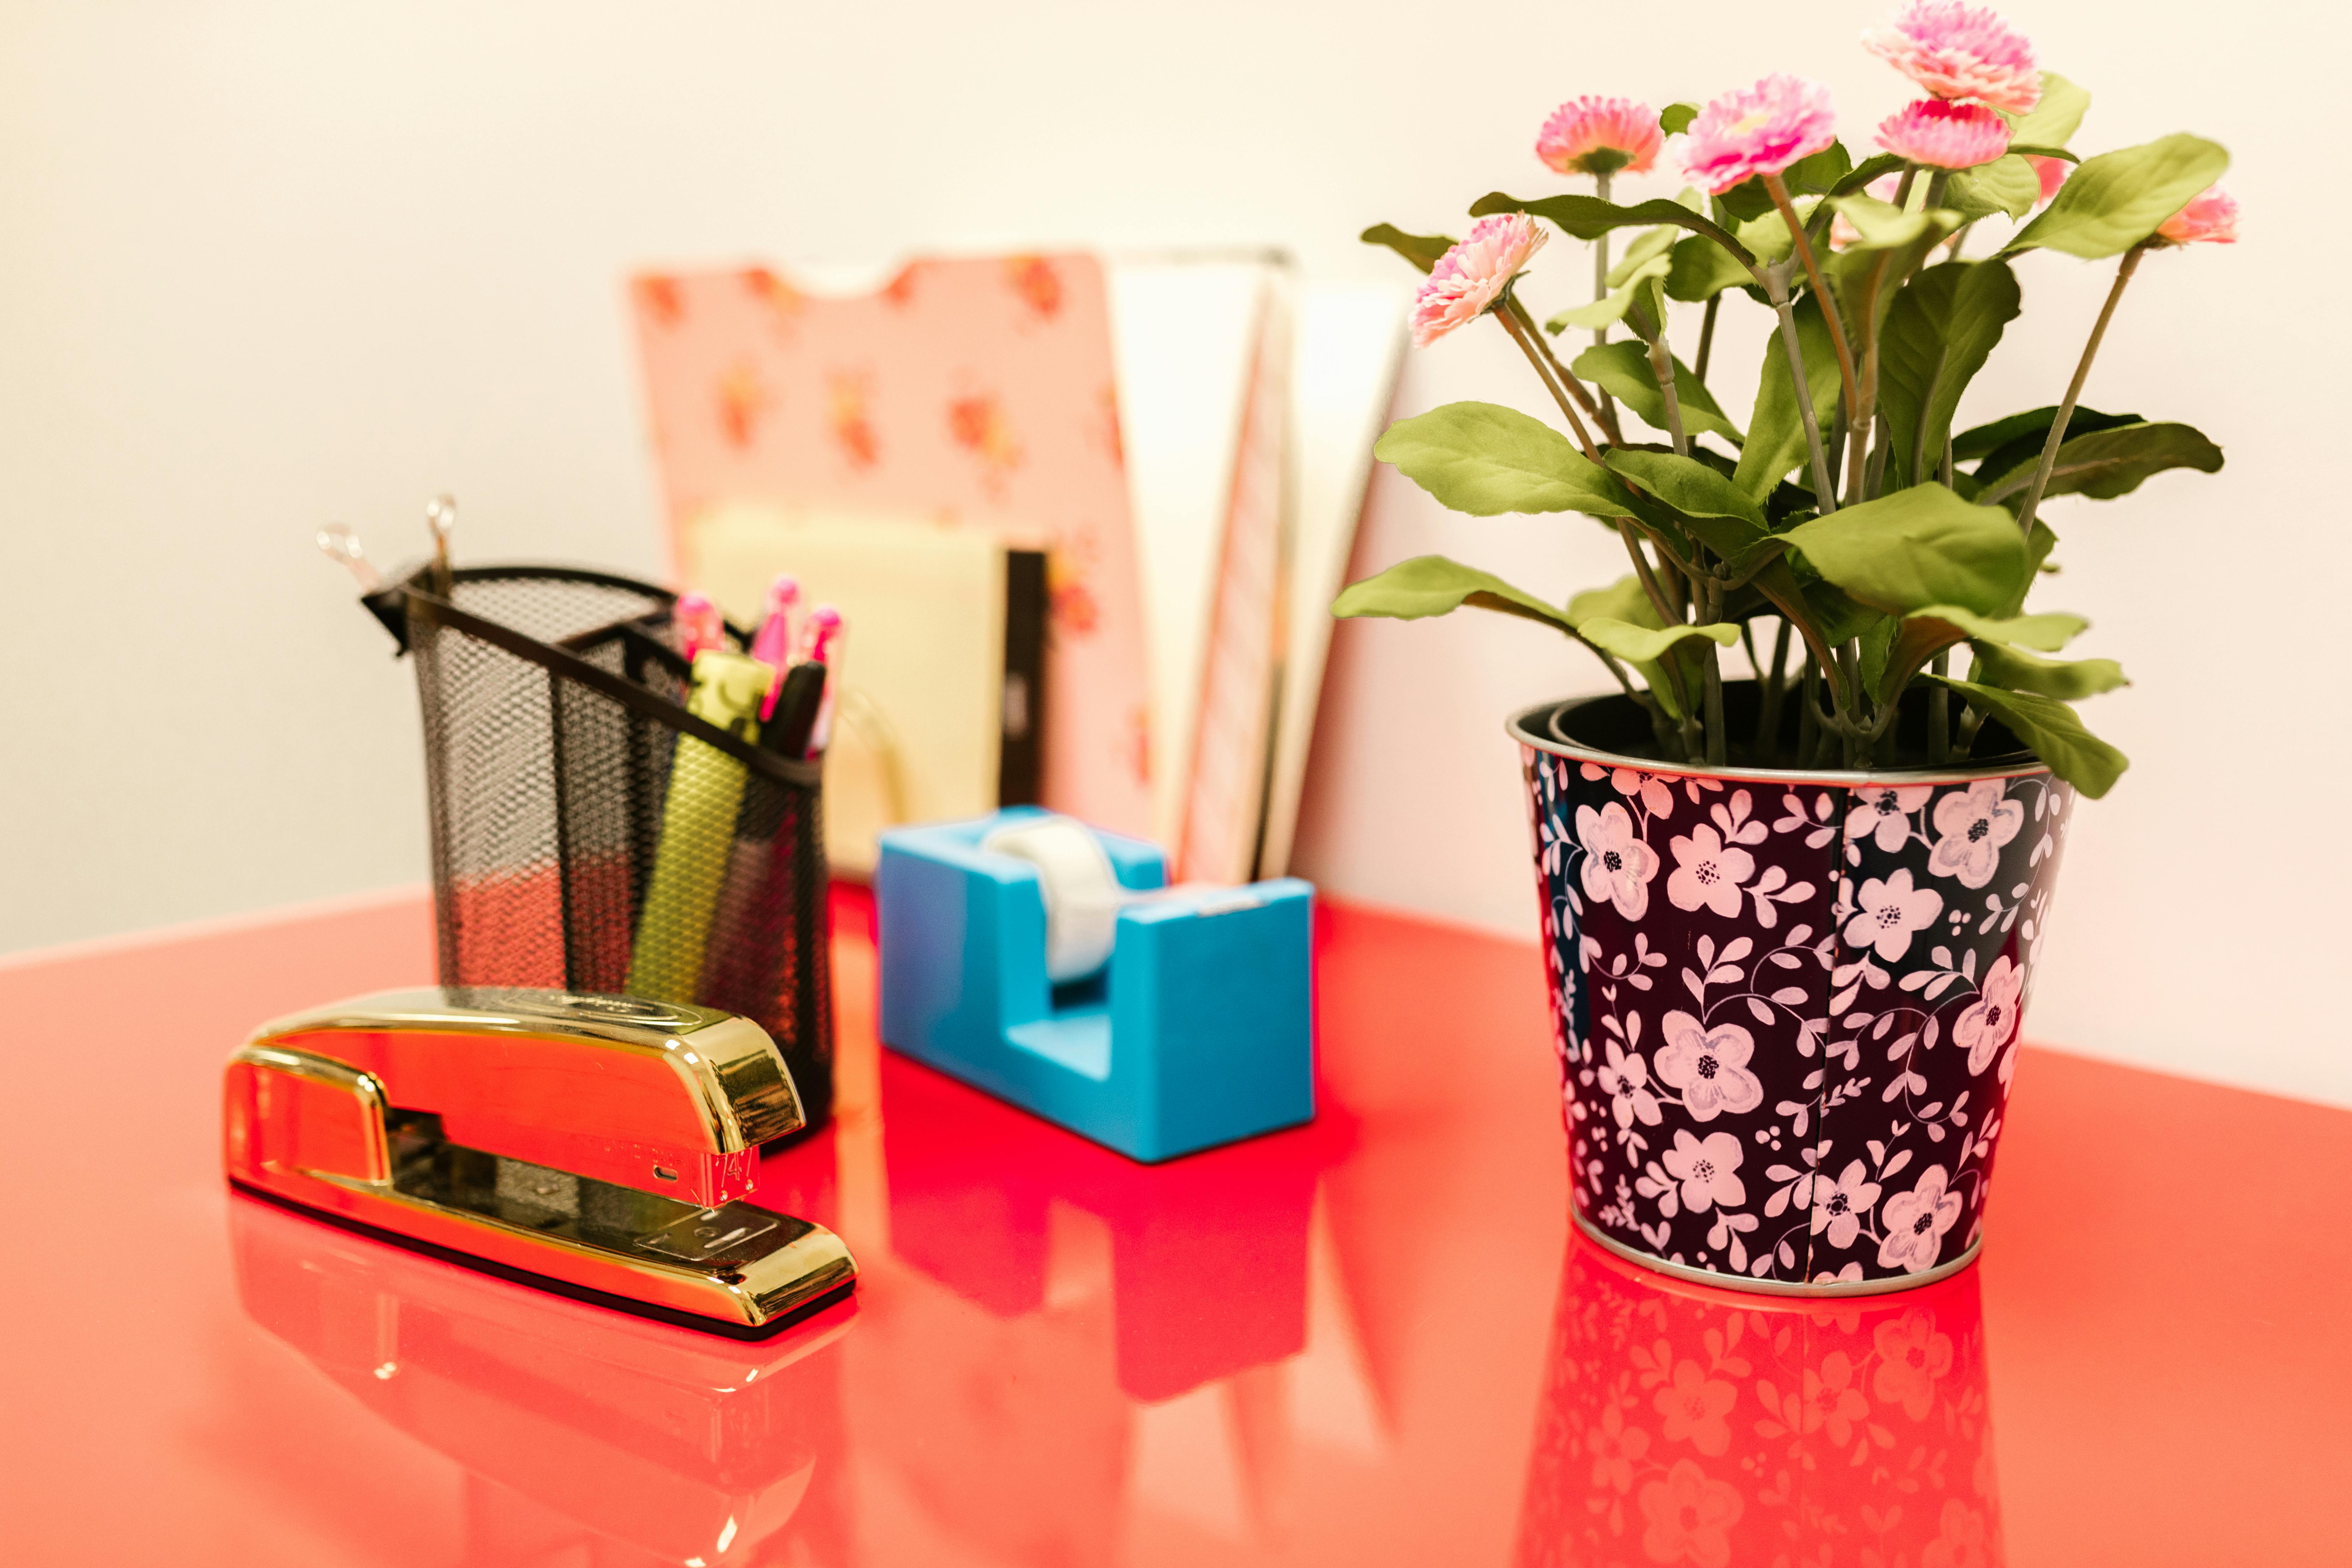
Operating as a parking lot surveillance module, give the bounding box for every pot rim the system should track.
[1508,692,2052,791]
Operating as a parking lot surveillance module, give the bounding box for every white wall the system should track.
[5,2,2345,1104]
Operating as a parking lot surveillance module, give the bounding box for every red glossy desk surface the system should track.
[2,889,2347,1566]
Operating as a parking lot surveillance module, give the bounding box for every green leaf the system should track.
[1733,293,1841,501]
[1922,675,2129,797]
[1547,256,1674,333]
[1372,402,1638,517]
[1360,224,1454,275]
[1471,191,1756,268]
[1977,421,2225,507]
[1829,153,1910,197]
[1332,555,1575,633]
[1659,102,1699,136]
[1946,155,2041,222]
[1567,573,1666,631]
[1801,579,1885,647]
[1970,642,2129,699]
[1782,483,2029,617]
[1907,604,2089,651]
[1955,404,2140,469]
[2003,72,2089,149]
[1828,195,1959,251]
[1607,224,1681,286]
[2004,133,2230,258]
[1571,342,1744,446]
[1735,206,1802,264]
[1878,260,2024,490]
[1666,234,1754,301]
[2007,144,2079,165]
[1579,616,1741,666]
[1605,449,1767,537]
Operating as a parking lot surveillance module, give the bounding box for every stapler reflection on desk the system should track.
[223,988,856,1336]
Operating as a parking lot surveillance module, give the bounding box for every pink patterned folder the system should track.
[629,255,1155,840]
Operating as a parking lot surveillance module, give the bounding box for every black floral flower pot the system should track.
[1513,686,2076,1295]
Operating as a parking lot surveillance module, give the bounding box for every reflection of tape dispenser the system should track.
[222,988,856,1336]
[874,809,1315,1161]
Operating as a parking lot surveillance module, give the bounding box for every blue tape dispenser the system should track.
[874,809,1315,1162]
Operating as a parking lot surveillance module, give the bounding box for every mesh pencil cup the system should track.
[363,564,834,1132]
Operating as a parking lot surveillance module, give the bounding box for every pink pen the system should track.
[797,605,843,757]
[674,591,725,665]
[751,574,800,720]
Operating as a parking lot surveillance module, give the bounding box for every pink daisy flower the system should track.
[1537,96,1663,178]
[1410,214,1548,347]
[1876,98,2010,169]
[1863,1,2041,114]
[2028,154,2070,203]
[2157,185,2239,244]
[1681,74,1838,195]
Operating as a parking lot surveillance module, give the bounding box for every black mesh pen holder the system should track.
[365,563,833,1132]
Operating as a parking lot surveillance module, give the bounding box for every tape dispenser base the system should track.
[874,809,1315,1162]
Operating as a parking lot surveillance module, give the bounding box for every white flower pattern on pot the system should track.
[1810,1160,1883,1251]
[1599,1039,1663,1128]
[1577,802,1660,919]
[1928,781,2024,889]
[1845,785,1933,853]
[1660,1129,1747,1212]
[1655,1012,1766,1121]
[1844,868,1944,962]
[1877,1164,1964,1274]
[1667,824,1755,917]
[1522,729,2074,1288]
[1955,954,2024,1074]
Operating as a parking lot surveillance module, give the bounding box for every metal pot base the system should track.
[1571,1208,1983,1298]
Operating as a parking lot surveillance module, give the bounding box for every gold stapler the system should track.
[223,987,856,1336]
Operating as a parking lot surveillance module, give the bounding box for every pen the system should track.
[625,645,772,1004]
[674,591,724,664]
[698,659,829,1009]
[316,524,383,592]
[424,496,457,597]
[797,606,843,757]
[751,574,800,719]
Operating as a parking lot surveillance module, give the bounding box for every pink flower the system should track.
[2029,154,2070,203]
[1577,801,1659,918]
[1538,95,1663,178]
[1863,1,2042,114]
[1681,74,1838,195]
[1660,1128,1748,1212]
[1843,867,1945,961]
[1410,214,1546,347]
[1655,1013,1766,1122]
[1956,953,2024,1073]
[1638,1460,1742,1568]
[1927,780,2023,888]
[1876,98,2011,169]
[2157,184,2240,245]
[1798,1351,1870,1445]
[1872,1310,1955,1419]
[1599,1037,1663,1128]
[1878,1163,1965,1274]
[1667,824,1755,917]
[1810,1159,1883,1250]
[1844,783,1932,853]
[1654,1359,1737,1455]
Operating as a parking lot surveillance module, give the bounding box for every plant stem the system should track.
[2015,242,2150,538]
[1797,656,1821,762]
[1502,294,1621,447]
[1763,172,1860,423]
[1941,434,1955,488]
[1695,294,1721,383]
[1696,583,1726,765]
[1757,619,1793,762]
[1825,397,1848,500]
[1927,651,1950,764]
[1647,332,1689,456]
[1592,171,1619,431]
[1616,518,1678,626]
[1495,302,1603,462]
[1865,413,1891,499]
[1761,264,1839,513]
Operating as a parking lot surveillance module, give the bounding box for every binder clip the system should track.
[875,809,1315,1162]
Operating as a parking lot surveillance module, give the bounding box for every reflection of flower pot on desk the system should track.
[1516,1234,2000,1568]
[229,1194,854,1566]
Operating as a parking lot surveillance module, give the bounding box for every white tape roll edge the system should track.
[979,815,1125,984]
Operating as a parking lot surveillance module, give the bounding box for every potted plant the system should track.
[1339,1,2232,1293]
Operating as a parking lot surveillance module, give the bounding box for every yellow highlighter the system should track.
[626,648,774,1003]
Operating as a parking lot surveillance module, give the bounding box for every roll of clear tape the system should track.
[980,815,1125,984]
